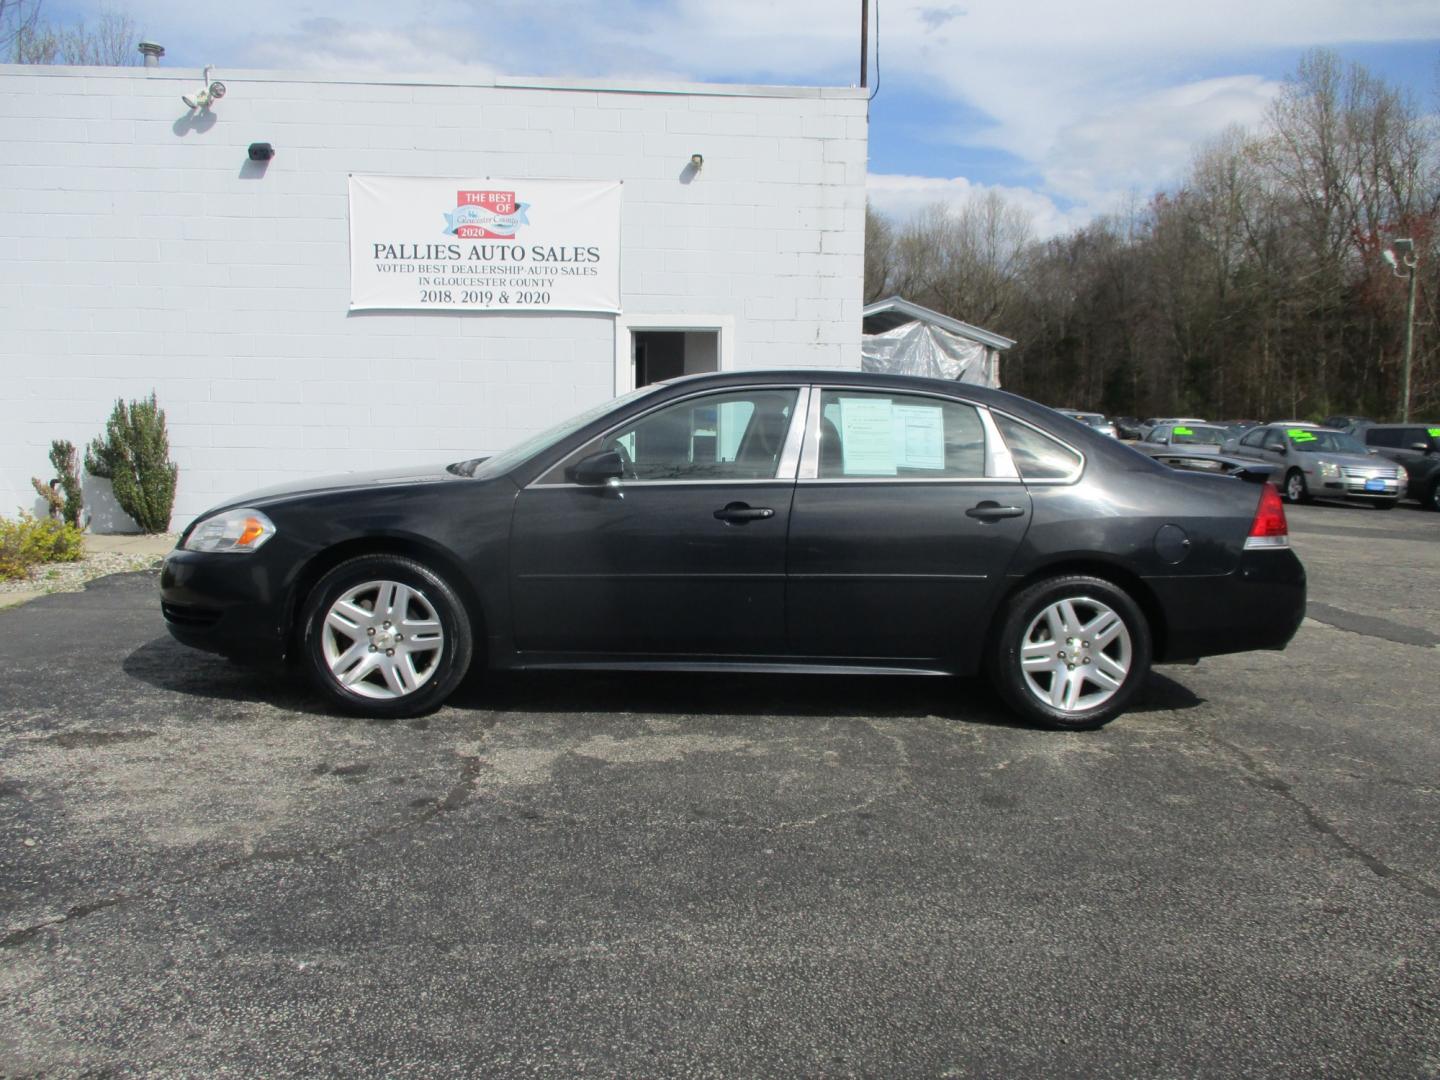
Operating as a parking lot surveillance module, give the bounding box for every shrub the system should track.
[30,440,85,526]
[0,512,85,581]
[84,393,178,534]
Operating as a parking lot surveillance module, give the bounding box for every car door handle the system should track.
[966,501,1026,521]
[713,502,775,524]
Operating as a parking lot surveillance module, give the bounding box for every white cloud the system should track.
[865,173,1089,240]
[113,0,1440,227]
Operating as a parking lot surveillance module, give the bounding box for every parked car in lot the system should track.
[1054,409,1119,438]
[161,371,1306,730]
[1215,420,1261,438]
[1138,422,1231,451]
[1322,415,1374,433]
[1139,416,1207,441]
[1359,423,1440,510]
[1111,416,1144,440]
[1225,423,1407,508]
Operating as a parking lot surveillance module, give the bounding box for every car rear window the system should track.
[994,414,1082,480]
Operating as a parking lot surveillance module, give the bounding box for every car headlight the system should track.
[182,508,276,553]
[1316,461,1340,479]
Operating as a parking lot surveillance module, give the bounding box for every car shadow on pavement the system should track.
[124,635,1205,729]
[122,636,333,716]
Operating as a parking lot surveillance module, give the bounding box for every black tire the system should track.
[300,554,473,718]
[989,574,1152,731]
[1372,499,1398,510]
[1283,469,1309,504]
[1427,481,1440,512]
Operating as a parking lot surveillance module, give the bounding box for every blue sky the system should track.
[54,0,1440,236]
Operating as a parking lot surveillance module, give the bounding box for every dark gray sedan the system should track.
[160,371,1306,730]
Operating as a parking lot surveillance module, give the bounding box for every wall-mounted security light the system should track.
[183,66,226,111]
[247,143,275,162]
[689,153,704,170]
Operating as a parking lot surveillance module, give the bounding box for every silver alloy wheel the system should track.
[1019,596,1132,714]
[1286,471,1305,502]
[321,580,445,699]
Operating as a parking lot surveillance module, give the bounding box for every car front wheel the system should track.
[1283,469,1309,504]
[991,575,1152,730]
[301,554,473,718]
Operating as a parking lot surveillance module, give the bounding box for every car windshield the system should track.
[1285,429,1367,453]
[449,385,659,478]
[1170,425,1227,444]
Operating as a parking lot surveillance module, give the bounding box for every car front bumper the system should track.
[159,545,296,660]
[1148,548,1307,663]
[1314,471,1404,502]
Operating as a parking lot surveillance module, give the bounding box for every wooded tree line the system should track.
[866,51,1440,422]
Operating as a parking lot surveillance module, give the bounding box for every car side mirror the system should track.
[570,449,625,485]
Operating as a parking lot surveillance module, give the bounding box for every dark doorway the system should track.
[633,329,719,387]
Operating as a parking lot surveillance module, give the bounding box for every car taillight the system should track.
[1244,482,1289,550]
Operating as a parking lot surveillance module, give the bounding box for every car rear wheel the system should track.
[990,575,1152,731]
[1283,469,1309,504]
[301,554,472,718]
[1428,481,1440,512]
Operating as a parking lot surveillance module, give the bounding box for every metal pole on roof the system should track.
[860,0,869,88]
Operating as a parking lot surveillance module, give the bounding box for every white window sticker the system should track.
[839,397,897,475]
[892,404,945,470]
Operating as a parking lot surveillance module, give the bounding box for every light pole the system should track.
[1382,238,1418,422]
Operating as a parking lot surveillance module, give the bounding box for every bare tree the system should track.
[10,4,137,65]
[863,203,895,303]
[0,0,41,55]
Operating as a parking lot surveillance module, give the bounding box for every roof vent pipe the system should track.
[138,41,164,67]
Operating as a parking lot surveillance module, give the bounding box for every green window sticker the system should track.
[1428,428,1440,438]
[1288,429,1317,442]
[1174,426,1194,436]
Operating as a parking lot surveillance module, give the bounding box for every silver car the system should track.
[1055,409,1119,439]
[1226,424,1408,508]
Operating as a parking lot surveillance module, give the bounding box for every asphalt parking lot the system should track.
[3,501,1438,1078]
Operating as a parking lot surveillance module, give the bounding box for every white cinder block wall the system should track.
[0,66,868,528]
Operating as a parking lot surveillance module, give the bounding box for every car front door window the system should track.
[545,389,799,484]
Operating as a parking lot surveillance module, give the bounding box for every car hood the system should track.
[213,464,468,510]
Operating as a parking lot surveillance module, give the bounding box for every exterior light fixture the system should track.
[1382,237,1420,422]
[183,66,226,111]
[689,153,704,170]
[247,143,275,162]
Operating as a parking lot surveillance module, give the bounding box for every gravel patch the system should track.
[0,537,176,596]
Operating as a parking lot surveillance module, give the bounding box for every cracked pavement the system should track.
[2,502,1438,1077]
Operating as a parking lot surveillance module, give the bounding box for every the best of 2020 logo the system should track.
[443,190,531,239]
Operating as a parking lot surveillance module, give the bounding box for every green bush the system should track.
[0,512,85,581]
[84,393,178,534]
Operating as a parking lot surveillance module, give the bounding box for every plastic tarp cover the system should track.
[860,321,1000,387]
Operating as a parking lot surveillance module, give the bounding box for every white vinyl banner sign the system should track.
[348,176,621,313]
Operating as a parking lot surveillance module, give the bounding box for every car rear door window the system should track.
[815,390,986,479]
